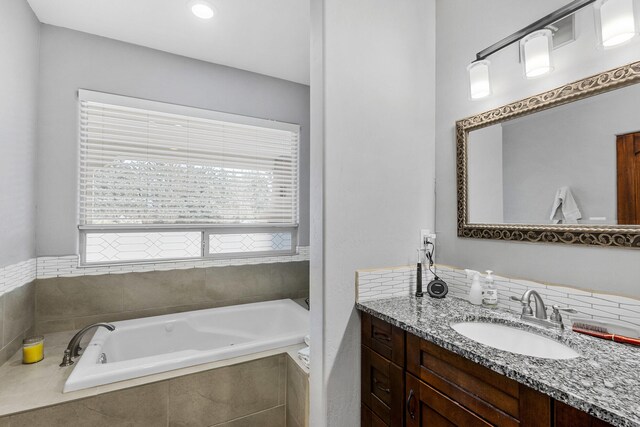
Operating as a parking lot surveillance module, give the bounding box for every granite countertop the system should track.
[356,296,640,427]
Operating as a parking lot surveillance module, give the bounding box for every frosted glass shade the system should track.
[467,60,491,100]
[595,0,637,48]
[520,30,554,79]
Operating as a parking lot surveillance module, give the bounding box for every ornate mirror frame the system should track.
[457,60,640,248]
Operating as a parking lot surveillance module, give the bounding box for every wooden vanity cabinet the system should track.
[360,312,613,427]
[361,312,406,426]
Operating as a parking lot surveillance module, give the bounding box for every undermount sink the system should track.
[450,322,580,360]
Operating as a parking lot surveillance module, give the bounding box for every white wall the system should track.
[0,0,40,267]
[310,0,436,424]
[501,85,640,224]
[435,0,640,297]
[468,124,503,223]
[36,25,311,256]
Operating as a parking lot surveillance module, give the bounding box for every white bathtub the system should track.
[63,299,309,392]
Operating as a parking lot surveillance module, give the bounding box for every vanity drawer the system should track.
[405,372,492,427]
[407,333,550,426]
[361,345,404,426]
[361,312,405,366]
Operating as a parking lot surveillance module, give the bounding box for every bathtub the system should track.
[63,299,309,392]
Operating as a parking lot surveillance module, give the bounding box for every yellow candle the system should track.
[22,336,44,364]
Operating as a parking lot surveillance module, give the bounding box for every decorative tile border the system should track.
[36,246,310,279]
[0,259,37,296]
[356,264,640,329]
[0,247,310,297]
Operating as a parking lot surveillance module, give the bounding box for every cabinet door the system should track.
[554,401,613,427]
[405,373,493,427]
[362,346,404,426]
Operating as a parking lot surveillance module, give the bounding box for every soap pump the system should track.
[483,270,498,308]
[465,269,484,305]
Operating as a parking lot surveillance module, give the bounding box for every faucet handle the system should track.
[510,296,533,316]
[550,305,577,323]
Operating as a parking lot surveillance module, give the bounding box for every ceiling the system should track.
[27,0,310,85]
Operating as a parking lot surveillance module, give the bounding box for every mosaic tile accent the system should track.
[37,246,310,279]
[0,247,310,297]
[0,259,36,297]
[356,263,640,329]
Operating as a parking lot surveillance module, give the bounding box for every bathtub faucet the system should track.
[59,323,115,367]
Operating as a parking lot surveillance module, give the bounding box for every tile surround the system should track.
[35,262,310,334]
[0,354,292,427]
[0,247,310,299]
[356,264,640,328]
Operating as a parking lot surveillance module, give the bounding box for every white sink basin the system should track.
[451,322,580,360]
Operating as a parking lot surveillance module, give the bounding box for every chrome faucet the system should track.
[511,290,576,329]
[60,323,115,367]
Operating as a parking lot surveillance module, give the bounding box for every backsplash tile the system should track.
[356,264,640,328]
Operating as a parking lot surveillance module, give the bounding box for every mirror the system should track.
[457,61,640,248]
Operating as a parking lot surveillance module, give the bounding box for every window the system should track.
[78,90,299,265]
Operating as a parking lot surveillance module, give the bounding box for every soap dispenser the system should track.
[465,269,484,305]
[483,270,498,308]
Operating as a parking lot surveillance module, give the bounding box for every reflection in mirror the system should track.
[467,83,640,226]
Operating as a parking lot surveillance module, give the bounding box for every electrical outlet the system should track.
[420,229,430,247]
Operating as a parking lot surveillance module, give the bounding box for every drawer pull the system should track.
[373,377,390,393]
[372,331,391,342]
[406,389,416,419]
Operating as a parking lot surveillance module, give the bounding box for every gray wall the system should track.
[0,0,40,266]
[310,0,436,424]
[468,124,503,223]
[435,0,640,297]
[502,84,640,224]
[36,25,310,256]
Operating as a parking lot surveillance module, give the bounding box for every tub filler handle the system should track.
[60,323,115,367]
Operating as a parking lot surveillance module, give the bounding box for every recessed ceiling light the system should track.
[189,0,215,20]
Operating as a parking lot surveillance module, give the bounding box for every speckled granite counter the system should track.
[356,296,640,427]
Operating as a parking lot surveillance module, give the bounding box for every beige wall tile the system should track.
[34,262,308,334]
[4,282,35,347]
[168,355,285,426]
[286,356,309,427]
[35,276,123,321]
[9,382,168,427]
[212,405,285,427]
[122,269,206,311]
[0,416,9,427]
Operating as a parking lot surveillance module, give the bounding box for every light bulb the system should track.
[595,0,637,48]
[189,1,215,19]
[467,60,492,100]
[520,29,554,79]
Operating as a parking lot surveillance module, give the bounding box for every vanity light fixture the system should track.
[189,0,215,20]
[520,29,554,78]
[467,60,492,99]
[466,0,638,99]
[595,0,637,48]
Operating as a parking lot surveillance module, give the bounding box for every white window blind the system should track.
[78,90,299,264]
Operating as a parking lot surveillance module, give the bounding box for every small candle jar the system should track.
[22,336,44,364]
